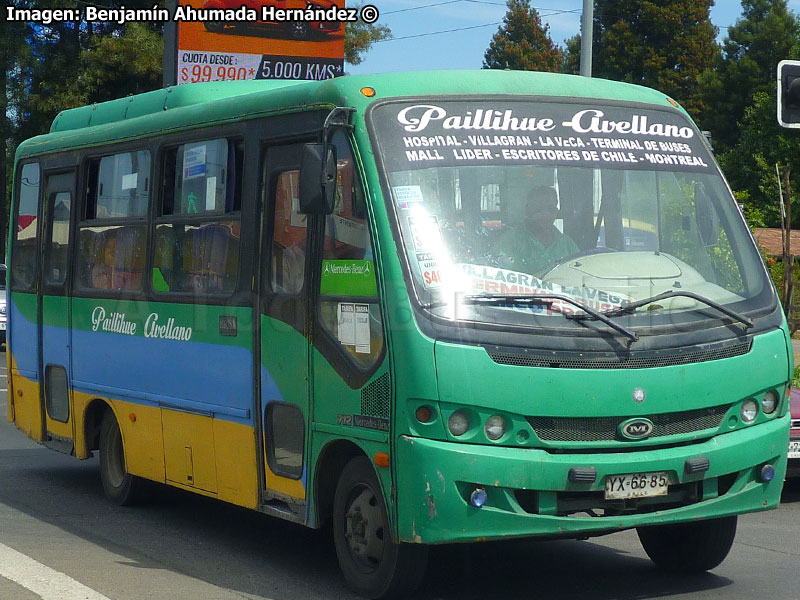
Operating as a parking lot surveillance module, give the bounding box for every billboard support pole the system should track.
[580,0,593,77]
[163,0,178,87]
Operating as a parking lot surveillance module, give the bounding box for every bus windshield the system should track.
[370,99,771,331]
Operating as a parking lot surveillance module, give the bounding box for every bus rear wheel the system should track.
[333,457,428,599]
[99,410,144,506]
[637,515,737,573]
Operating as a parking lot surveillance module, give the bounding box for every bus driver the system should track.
[496,185,579,274]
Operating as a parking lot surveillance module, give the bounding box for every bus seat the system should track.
[110,227,145,291]
[90,232,113,289]
[153,227,178,291]
[185,224,236,293]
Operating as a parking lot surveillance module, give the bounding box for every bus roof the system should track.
[15,70,682,161]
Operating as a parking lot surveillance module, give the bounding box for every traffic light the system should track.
[778,60,800,128]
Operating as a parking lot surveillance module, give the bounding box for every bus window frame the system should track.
[41,168,78,298]
[151,134,246,302]
[10,160,43,294]
[364,96,783,353]
[310,131,387,389]
[74,142,154,301]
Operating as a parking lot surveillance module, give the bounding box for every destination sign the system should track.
[371,101,714,173]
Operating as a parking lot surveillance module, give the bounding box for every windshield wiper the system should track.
[599,290,753,330]
[461,293,638,342]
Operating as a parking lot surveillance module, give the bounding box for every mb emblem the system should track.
[619,417,654,440]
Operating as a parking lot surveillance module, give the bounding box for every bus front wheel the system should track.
[333,456,428,599]
[637,515,737,573]
[99,410,144,506]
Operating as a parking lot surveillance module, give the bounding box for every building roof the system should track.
[752,227,800,255]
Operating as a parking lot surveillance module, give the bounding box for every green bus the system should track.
[7,70,791,599]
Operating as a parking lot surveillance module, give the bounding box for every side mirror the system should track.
[694,181,719,247]
[299,143,337,214]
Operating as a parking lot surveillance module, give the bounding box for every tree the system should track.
[720,87,800,228]
[698,0,800,149]
[65,23,163,106]
[560,34,581,75]
[344,4,392,66]
[483,0,561,72]
[3,7,40,259]
[591,0,718,120]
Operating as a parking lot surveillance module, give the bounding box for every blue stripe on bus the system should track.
[10,298,265,426]
[71,328,255,425]
[9,298,39,377]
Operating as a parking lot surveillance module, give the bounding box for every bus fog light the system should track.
[415,405,433,423]
[762,391,778,414]
[448,411,470,437]
[760,464,776,482]
[485,415,506,440]
[469,488,487,508]
[741,400,758,423]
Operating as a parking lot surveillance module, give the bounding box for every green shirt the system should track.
[495,225,580,274]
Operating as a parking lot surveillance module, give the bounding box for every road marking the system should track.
[0,542,111,600]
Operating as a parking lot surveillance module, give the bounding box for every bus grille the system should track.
[361,373,391,419]
[487,340,752,370]
[526,405,730,442]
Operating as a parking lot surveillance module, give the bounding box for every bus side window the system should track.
[78,226,147,291]
[154,139,242,295]
[11,162,41,291]
[317,132,384,368]
[270,169,306,294]
[44,191,72,285]
[76,149,151,292]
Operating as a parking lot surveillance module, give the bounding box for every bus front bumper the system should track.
[395,415,789,544]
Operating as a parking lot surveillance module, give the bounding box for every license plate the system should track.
[604,472,669,500]
[789,440,800,459]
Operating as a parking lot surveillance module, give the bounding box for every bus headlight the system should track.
[448,411,470,437]
[485,415,506,440]
[741,399,758,423]
[761,390,778,415]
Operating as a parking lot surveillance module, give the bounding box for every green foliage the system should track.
[591,0,718,120]
[698,0,800,149]
[561,34,581,75]
[659,175,744,293]
[345,4,392,66]
[76,23,164,104]
[764,256,800,318]
[483,0,561,72]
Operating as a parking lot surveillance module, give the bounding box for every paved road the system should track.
[0,355,799,599]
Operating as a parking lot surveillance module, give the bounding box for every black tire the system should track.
[99,410,145,506]
[289,21,310,40]
[333,457,428,599]
[637,516,737,573]
[204,21,225,33]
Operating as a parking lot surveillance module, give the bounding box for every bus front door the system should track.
[259,143,310,513]
[39,170,75,453]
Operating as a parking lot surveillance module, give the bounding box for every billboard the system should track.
[175,0,350,84]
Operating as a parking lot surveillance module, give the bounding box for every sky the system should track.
[348,0,800,75]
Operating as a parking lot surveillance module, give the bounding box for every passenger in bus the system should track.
[496,185,579,274]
